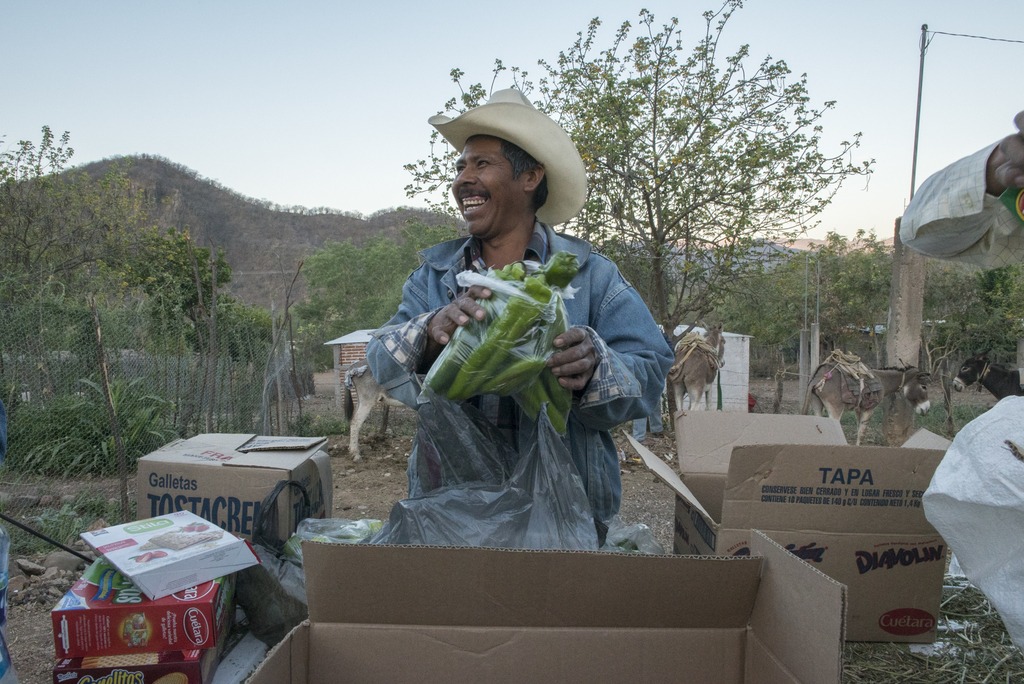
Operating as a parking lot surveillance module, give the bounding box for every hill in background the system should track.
[80,155,453,309]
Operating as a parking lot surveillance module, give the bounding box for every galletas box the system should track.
[52,557,234,658]
[637,411,948,643]
[80,510,260,600]
[248,533,847,684]
[53,638,226,684]
[136,434,332,543]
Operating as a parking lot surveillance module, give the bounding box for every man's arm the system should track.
[555,263,674,431]
[901,110,1024,268]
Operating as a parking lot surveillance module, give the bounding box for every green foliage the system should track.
[113,227,232,328]
[812,232,892,352]
[287,412,348,438]
[4,496,128,556]
[718,231,892,356]
[295,219,458,364]
[217,298,274,362]
[405,3,872,331]
[0,127,150,299]
[719,232,1024,372]
[973,264,1024,355]
[7,377,178,476]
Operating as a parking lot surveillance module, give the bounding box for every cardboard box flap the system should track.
[746,531,845,683]
[901,428,952,451]
[237,436,328,452]
[302,542,761,629]
[723,444,945,535]
[629,434,712,520]
[676,412,846,477]
[141,433,326,469]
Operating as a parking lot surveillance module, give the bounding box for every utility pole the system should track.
[884,24,929,444]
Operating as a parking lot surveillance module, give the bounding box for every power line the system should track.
[930,30,1024,45]
[910,25,1024,198]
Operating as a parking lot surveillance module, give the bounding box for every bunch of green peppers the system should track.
[424,251,578,432]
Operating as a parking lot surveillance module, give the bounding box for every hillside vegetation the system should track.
[80,155,452,308]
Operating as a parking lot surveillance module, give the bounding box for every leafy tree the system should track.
[956,264,1024,360]
[0,127,149,298]
[114,228,230,317]
[811,232,891,356]
[294,220,459,366]
[716,245,809,348]
[718,231,893,365]
[405,2,872,331]
[918,260,990,373]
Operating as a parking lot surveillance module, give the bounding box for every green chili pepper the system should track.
[445,293,548,399]
[425,251,579,407]
[537,251,578,289]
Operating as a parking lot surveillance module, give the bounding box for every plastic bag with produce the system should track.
[422,251,578,431]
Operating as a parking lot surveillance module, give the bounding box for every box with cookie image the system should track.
[80,510,259,600]
[51,557,234,659]
[52,641,224,684]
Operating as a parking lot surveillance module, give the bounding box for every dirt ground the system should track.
[4,373,994,682]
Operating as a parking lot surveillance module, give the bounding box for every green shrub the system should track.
[2,493,127,556]
[287,412,347,437]
[7,377,178,476]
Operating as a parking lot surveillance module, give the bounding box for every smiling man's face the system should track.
[453,136,541,243]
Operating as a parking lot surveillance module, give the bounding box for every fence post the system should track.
[799,329,809,407]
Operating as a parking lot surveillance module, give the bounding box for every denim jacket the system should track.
[366,223,674,524]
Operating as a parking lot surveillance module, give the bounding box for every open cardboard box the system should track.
[248,533,846,684]
[136,434,332,543]
[633,411,948,643]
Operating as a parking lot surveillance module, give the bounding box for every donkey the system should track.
[802,353,931,446]
[669,324,725,413]
[952,351,1024,400]
[343,361,404,462]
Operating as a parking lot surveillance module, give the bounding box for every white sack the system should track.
[923,395,1024,647]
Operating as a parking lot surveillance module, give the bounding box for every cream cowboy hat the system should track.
[428,88,587,225]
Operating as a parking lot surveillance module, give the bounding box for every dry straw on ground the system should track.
[844,577,1024,683]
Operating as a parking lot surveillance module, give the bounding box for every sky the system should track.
[3,1,1023,241]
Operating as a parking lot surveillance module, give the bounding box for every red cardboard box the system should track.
[51,557,234,659]
[53,643,221,684]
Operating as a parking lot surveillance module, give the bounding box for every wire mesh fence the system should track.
[0,299,338,555]
[0,297,994,558]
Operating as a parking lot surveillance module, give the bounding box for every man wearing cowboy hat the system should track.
[366,88,673,537]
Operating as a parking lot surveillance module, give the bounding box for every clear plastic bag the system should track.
[421,262,574,430]
[280,518,384,564]
[407,391,519,496]
[601,516,666,555]
[370,389,599,550]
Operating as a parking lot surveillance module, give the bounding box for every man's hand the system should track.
[548,326,597,392]
[987,110,1024,195]
[424,286,492,362]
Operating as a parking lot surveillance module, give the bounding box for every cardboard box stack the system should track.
[49,431,333,683]
[50,553,237,683]
[634,411,949,643]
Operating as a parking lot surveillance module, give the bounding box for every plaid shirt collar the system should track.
[465,221,549,272]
